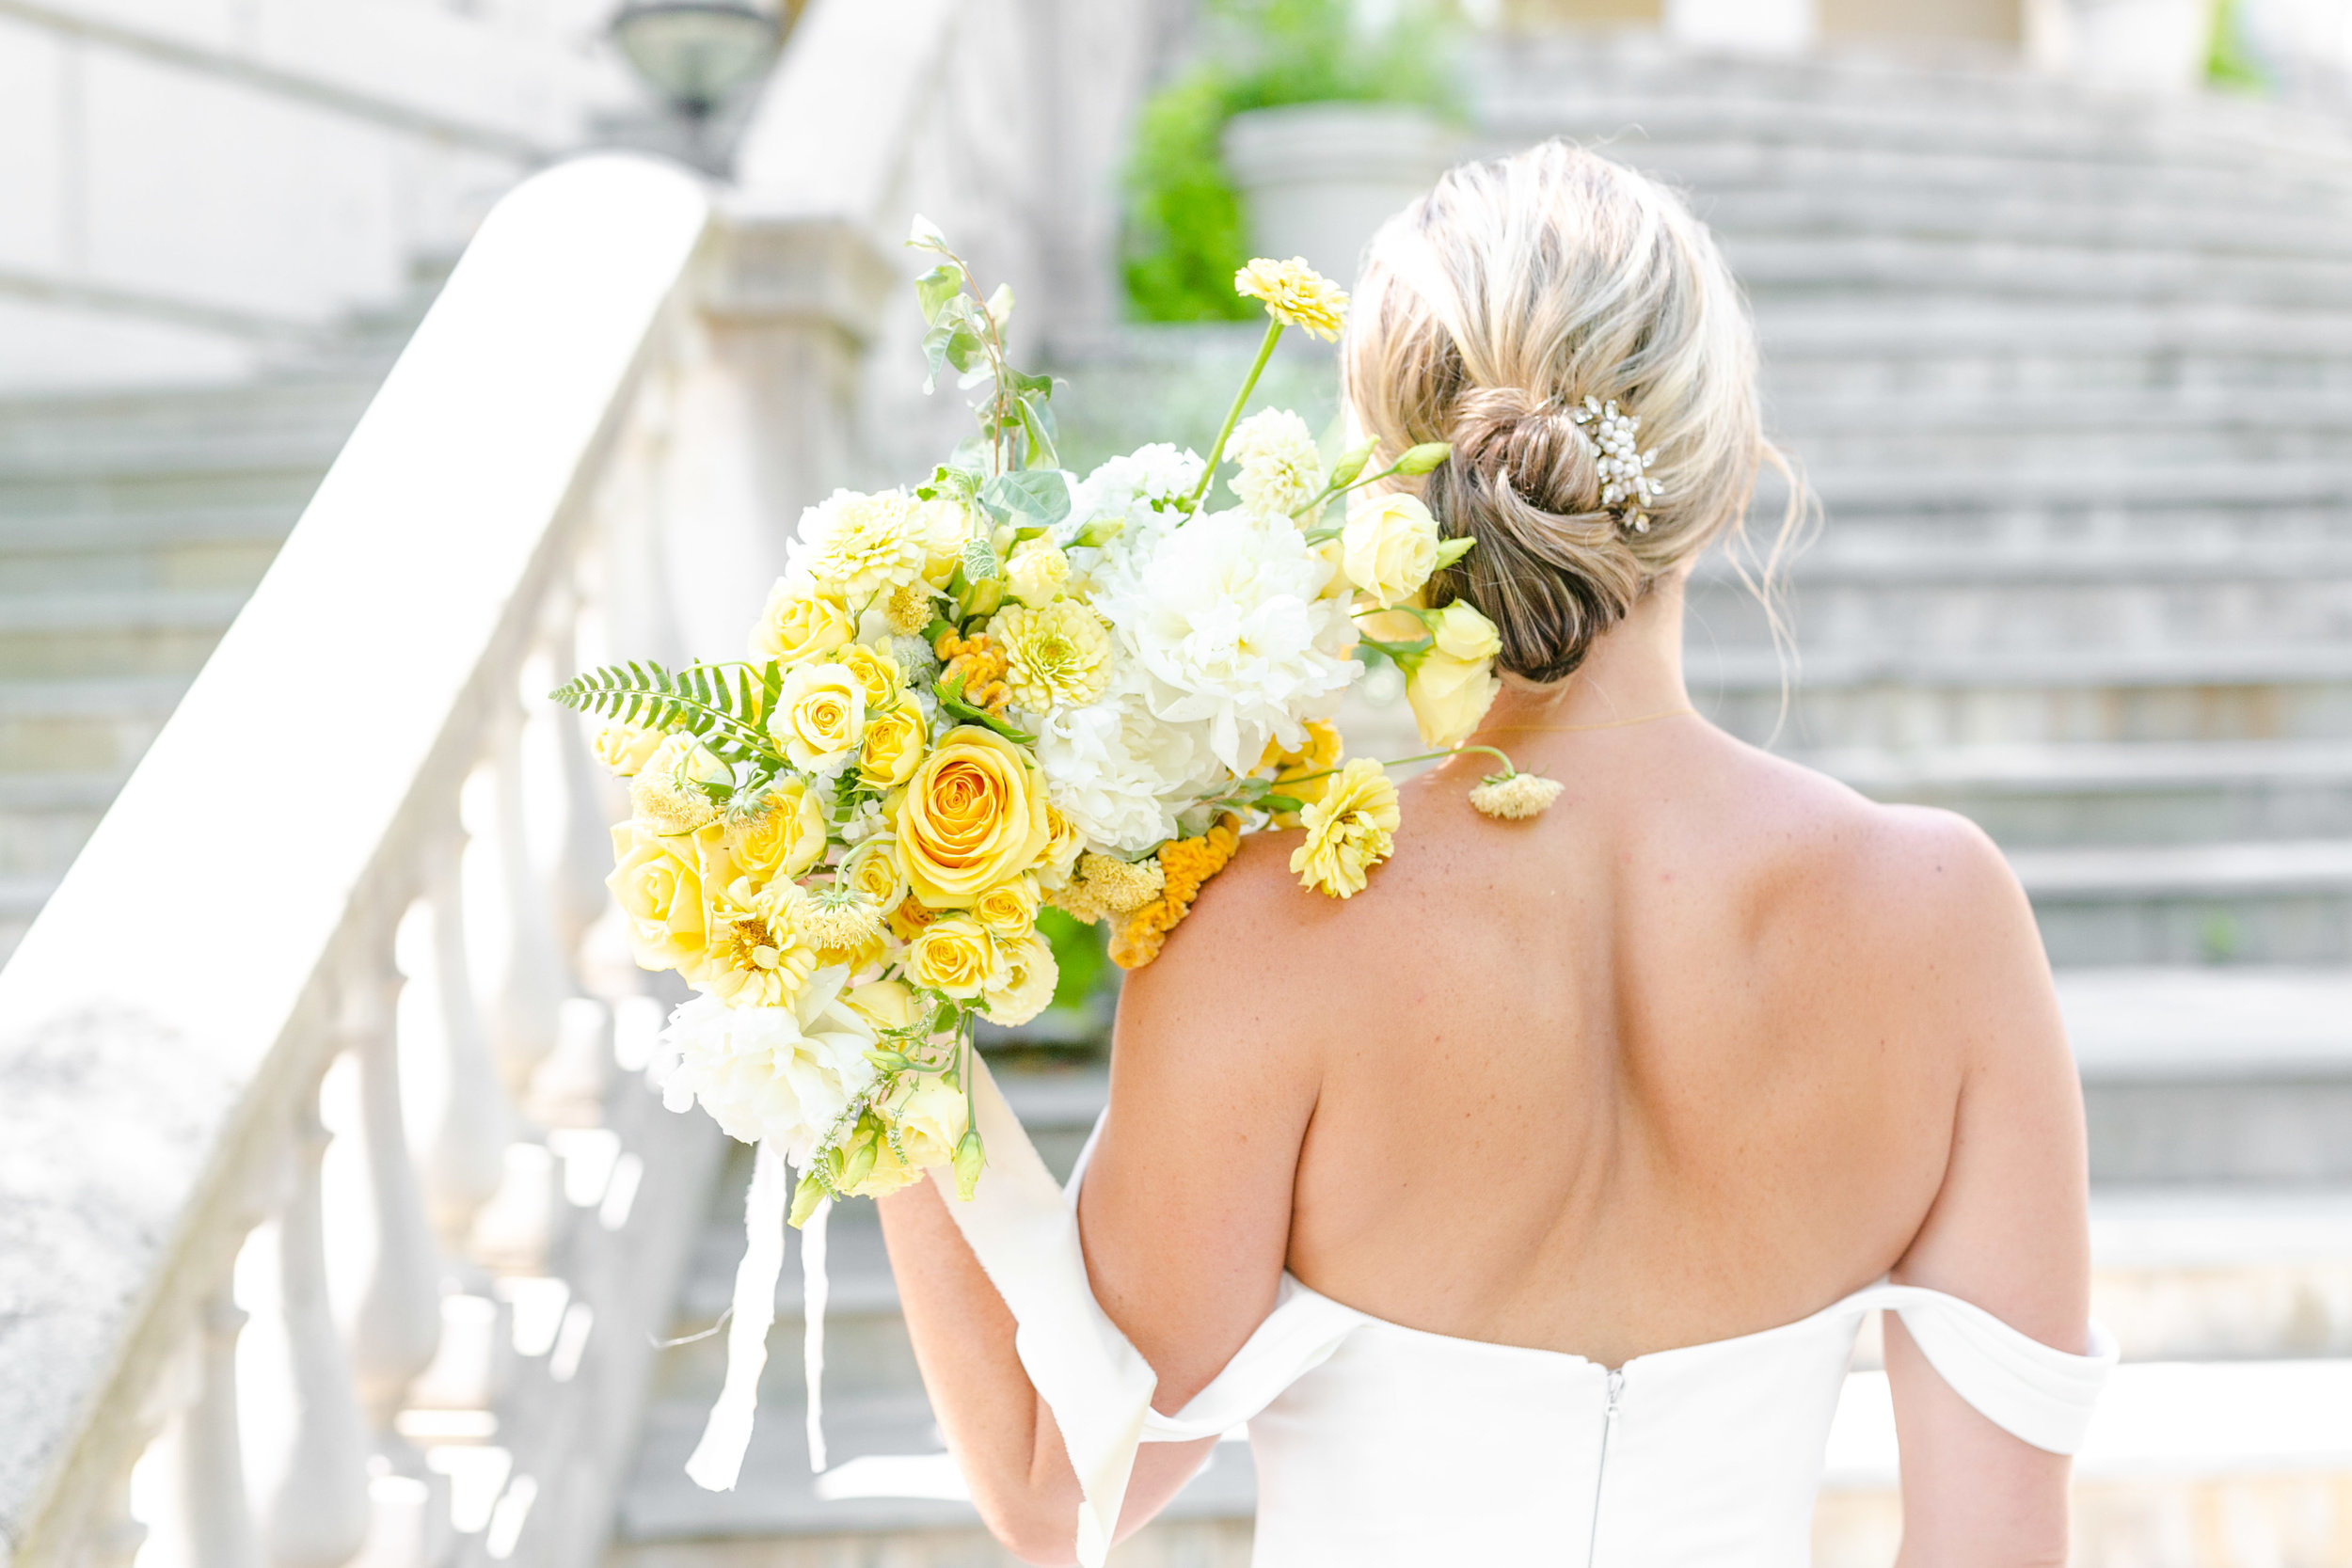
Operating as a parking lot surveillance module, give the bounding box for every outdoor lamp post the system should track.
[610,0,783,124]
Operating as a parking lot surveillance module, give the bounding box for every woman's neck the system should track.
[1470,573,1693,740]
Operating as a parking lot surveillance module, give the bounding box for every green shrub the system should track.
[1122,0,1460,323]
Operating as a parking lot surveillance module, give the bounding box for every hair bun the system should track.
[1446,387,1606,520]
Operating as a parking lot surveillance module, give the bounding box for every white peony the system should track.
[649,969,878,1164]
[1029,667,1225,856]
[1091,506,1359,772]
[1226,408,1324,517]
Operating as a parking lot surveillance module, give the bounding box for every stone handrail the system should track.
[0,153,721,1568]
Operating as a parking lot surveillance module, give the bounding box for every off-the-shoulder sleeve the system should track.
[1856,1282,2119,1454]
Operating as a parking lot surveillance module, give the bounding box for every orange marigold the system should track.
[1110,814,1242,970]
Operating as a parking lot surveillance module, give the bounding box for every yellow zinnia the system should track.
[1235,257,1349,341]
[1289,758,1399,899]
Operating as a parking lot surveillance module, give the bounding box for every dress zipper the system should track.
[1586,1369,1624,1568]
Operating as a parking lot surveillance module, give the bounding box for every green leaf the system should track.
[907,214,950,253]
[1261,794,1305,815]
[978,469,1070,530]
[961,534,1001,582]
[1016,390,1059,470]
[915,263,964,325]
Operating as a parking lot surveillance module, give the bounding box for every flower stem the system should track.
[1280,745,1520,790]
[1186,318,1285,515]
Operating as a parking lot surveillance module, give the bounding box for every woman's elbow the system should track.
[969,1481,1080,1567]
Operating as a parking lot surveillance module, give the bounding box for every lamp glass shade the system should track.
[613,1,780,115]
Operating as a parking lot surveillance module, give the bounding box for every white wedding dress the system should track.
[908,1062,2119,1568]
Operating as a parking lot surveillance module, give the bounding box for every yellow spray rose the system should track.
[846,977,921,1034]
[836,642,905,711]
[769,661,868,773]
[1290,758,1399,899]
[844,836,911,911]
[750,575,857,666]
[1034,803,1085,893]
[905,912,1002,999]
[895,726,1052,908]
[982,930,1059,1027]
[594,722,665,776]
[714,780,828,886]
[1006,539,1072,607]
[971,873,1041,942]
[1407,650,1502,751]
[1341,492,1440,609]
[859,702,928,790]
[914,496,977,588]
[608,821,709,974]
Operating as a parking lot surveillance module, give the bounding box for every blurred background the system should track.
[6,0,2352,1565]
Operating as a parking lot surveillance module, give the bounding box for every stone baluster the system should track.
[491,696,570,1095]
[345,941,444,1447]
[268,1078,373,1568]
[423,824,514,1258]
[182,1283,261,1568]
[546,593,618,958]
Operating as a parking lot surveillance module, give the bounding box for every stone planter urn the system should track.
[1221,103,1462,290]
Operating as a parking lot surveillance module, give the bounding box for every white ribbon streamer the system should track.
[932,1057,1159,1568]
[685,1138,788,1491]
[802,1192,832,1471]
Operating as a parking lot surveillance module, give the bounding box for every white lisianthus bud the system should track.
[1341,492,1440,608]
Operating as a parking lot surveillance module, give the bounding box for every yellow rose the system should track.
[1034,803,1084,893]
[981,930,1059,1027]
[837,1075,970,1198]
[895,726,1052,908]
[905,912,1002,999]
[859,702,927,790]
[1430,600,1502,661]
[1342,492,1440,609]
[1006,539,1071,607]
[594,722,665,776]
[769,661,867,773]
[1407,649,1502,750]
[836,642,905,711]
[1289,758,1399,899]
[846,977,921,1034]
[750,575,857,666]
[608,820,709,974]
[711,780,828,887]
[844,836,911,911]
[971,873,1041,942]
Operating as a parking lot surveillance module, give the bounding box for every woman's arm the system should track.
[1873,813,2092,1568]
[876,842,1324,1565]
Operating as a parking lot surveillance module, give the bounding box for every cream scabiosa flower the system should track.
[1091,506,1357,772]
[648,968,878,1164]
[1227,408,1323,517]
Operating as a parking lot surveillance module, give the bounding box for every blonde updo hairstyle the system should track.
[1345,140,1797,684]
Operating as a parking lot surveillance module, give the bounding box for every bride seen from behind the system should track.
[879,141,2106,1567]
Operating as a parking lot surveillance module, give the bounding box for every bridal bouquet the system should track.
[560,219,1560,1223]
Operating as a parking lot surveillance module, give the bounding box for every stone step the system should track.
[2062,966,2352,1181]
[0,507,295,593]
[2089,1187,2352,1361]
[1805,740,2352,847]
[0,591,246,678]
[0,771,122,878]
[0,376,373,471]
[0,675,187,775]
[2014,840,2352,966]
[1694,644,2352,750]
[1692,553,2352,659]
[1730,234,2352,311]
[1703,188,2352,264]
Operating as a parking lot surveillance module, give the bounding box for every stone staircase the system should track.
[608,38,2352,1568]
[0,274,437,960]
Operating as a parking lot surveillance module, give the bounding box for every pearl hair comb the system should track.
[1572,396,1664,533]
